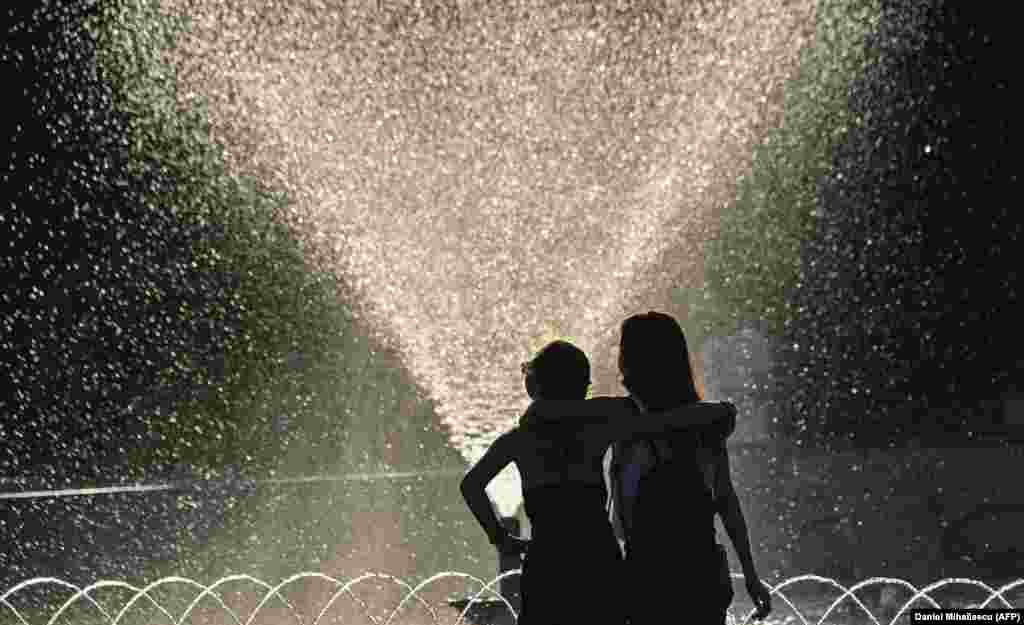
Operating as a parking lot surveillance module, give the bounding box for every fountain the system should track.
[2,571,1021,625]
[154,0,823,479]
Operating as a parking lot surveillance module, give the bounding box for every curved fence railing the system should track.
[2,572,1022,625]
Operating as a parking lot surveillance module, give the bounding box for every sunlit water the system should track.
[158,0,819,511]
[4,573,1022,625]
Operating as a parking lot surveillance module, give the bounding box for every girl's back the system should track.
[511,421,627,625]
[622,428,734,625]
[513,420,613,492]
[627,431,719,551]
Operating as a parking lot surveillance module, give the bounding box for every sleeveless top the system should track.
[517,423,626,625]
[518,422,616,537]
[609,429,722,553]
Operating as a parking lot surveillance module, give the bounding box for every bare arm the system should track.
[714,441,771,616]
[714,446,757,577]
[603,401,736,440]
[519,396,634,427]
[460,432,519,547]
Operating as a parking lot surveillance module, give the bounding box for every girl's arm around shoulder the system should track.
[521,397,735,437]
[519,396,635,427]
[601,401,737,440]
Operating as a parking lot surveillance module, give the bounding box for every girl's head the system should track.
[522,340,591,400]
[618,311,701,411]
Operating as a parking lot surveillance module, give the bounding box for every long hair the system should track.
[618,311,701,412]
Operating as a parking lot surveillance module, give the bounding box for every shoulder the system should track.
[585,395,637,415]
[701,401,736,442]
[485,428,524,459]
[698,426,730,456]
[589,393,634,409]
[496,427,523,446]
[586,395,631,405]
[696,426,730,452]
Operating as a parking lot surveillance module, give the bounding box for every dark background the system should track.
[783,0,1021,443]
[752,0,1021,447]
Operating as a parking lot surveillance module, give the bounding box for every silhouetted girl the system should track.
[461,340,736,625]
[526,314,771,625]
